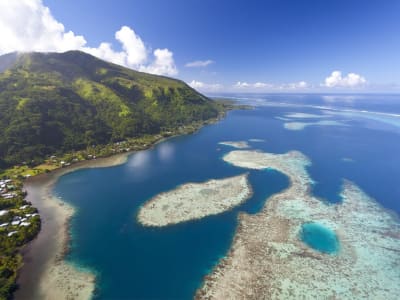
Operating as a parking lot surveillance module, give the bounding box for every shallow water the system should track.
[54,94,400,299]
[300,222,339,254]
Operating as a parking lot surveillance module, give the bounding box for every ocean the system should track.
[53,93,400,299]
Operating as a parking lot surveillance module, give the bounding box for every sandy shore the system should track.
[15,153,129,300]
[137,174,252,227]
[197,150,400,299]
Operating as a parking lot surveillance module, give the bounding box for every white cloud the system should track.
[284,81,309,89]
[115,26,147,67]
[189,80,205,88]
[140,49,178,76]
[0,0,86,53]
[324,70,366,88]
[0,0,178,76]
[254,82,270,88]
[233,81,309,90]
[189,80,223,91]
[83,43,126,67]
[185,60,214,67]
[291,81,308,89]
[234,81,251,88]
[234,81,274,89]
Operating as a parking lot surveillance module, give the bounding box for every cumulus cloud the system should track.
[115,26,147,67]
[140,49,177,76]
[185,60,214,67]
[0,0,86,53]
[0,0,178,76]
[189,80,223,91]
[83,43,127,67]
[324,71,366,88]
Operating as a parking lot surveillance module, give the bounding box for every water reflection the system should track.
[157,142,175,163]
[126,151,152,180]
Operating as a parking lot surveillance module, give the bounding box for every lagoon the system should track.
[300,222,339,254]
[51,94,400,299]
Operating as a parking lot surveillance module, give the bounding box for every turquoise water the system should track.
[300,222,339,254]
[54,94,400,299]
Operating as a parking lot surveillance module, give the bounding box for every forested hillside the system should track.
[0,51,220,167]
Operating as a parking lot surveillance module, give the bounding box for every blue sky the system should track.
[1,0,399,92]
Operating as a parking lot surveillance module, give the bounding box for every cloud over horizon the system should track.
[233,81,309,90]
[324,71,366,88]
[188,80,223,92]
[0,1,377,90]
[0,0,178,76]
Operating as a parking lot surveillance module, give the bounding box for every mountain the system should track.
[0,51,221,167]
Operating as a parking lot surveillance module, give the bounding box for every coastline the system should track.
[14,153,129,300]
[13,110,233,300]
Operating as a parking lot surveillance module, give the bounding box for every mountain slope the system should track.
[0,51,220,167]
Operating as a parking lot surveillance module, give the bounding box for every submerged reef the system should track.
[284,112,330,119]
[218,141,250,149]
[283,120,346,130]
[137,174,252,227]
[197,150,400,299]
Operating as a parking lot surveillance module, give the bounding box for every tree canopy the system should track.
[0,51,219,166]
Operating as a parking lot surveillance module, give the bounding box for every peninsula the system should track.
[137,174,252,226]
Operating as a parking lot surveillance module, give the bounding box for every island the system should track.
[137,174,252,226]
[197,150,400,299]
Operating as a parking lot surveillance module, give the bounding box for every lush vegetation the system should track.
[0,50,231,299]
[0,175,40,299]
[0,50,221,169]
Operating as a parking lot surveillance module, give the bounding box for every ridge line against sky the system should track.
[0,0,399,93]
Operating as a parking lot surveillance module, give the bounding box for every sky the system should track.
[0,0,399,93]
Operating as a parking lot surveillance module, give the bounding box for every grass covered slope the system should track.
[0,51,220,167]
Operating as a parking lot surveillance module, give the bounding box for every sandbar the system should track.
[197,150,400,299]
[218,141,250,149]
[15,153,129,300]
[137,174,252,227]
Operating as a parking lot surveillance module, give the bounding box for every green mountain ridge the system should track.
[0,51,220,167]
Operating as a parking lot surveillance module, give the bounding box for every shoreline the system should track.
[14,153,129,300]
[13,111,232,300]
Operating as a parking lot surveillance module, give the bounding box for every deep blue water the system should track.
[300,222,339,254]
[54,94,400,299]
